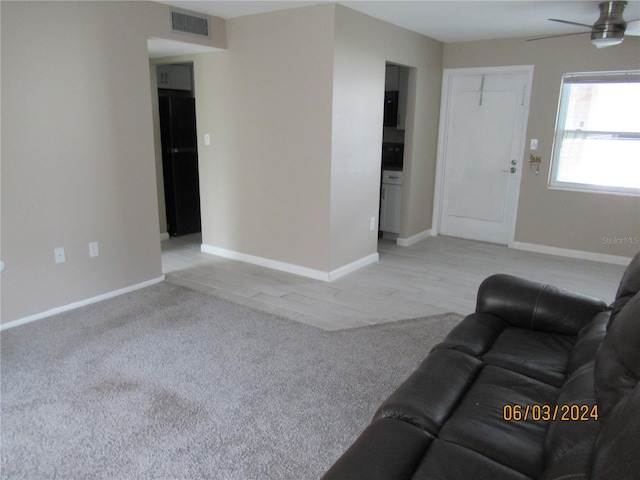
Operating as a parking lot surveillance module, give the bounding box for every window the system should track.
[549,71,640,195]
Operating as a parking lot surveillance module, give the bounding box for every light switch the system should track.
[530,139,538,150]
[204,134,211,146]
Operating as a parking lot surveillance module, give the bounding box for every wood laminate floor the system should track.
[162,233,627,331]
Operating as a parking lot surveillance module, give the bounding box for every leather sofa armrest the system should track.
[476,274,609,336]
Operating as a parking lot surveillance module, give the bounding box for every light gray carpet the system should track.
[1,282,463,479]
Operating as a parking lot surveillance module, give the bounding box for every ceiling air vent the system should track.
[171,11,210,38]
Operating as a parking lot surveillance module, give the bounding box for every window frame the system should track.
[548,70,640,197]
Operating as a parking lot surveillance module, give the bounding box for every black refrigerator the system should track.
[159,96,201,236]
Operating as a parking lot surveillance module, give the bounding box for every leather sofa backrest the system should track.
[590,291,640,479]
[608,251,640,325]
[594,289,640,414]
[589,253,640,479]
[594,252,640,415]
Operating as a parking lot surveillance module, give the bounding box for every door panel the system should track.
[159,97,201,236]
[439,70,530,245]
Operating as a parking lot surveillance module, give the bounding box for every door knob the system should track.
[502,167,516,173]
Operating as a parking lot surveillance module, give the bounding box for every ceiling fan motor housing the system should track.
[591,1,627,43]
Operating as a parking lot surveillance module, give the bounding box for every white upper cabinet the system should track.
[157,64,193,91]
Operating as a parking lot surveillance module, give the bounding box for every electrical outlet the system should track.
[54,247,66,264]
[89,241,99,258]
[369,217,376,231]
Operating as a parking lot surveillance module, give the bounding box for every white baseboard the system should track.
[201,244,330,280]
[160,232,170,241]
[201,244,378,282]
[328,253,379,281]
[397,229,434,247]
[0,276,165,331]
[510,241,632,266]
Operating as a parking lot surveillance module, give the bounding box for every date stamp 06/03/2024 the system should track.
[502,404,599,422]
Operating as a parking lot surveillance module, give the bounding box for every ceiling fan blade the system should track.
[527,31,592,42]
[624,18,640,35]
[549,18,595,29]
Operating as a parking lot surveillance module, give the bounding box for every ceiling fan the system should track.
[529,1,640,48]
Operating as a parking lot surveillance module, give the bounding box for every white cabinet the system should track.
[380,171,402,234]
[157,64,193,91]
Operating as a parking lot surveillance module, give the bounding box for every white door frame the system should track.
[432,65,534,246]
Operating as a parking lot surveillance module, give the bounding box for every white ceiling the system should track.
[155,0,640,43]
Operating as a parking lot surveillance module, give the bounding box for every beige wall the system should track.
[330,6,443,269]
[192,5,336,272]
[0,1,224,324]
[172,5,443,275]
[444,35,640,259]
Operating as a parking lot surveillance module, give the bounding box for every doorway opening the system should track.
[379,62,412,244]
[156,62,202,237]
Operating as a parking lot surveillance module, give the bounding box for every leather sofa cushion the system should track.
[321,417,433,480]
[375,349,483,434]
[434,313,507,356]
[482,327,574,388]
[438,314,577,388]
[439,365,558,479]
[434,313,576,387]
[411,439,531,480]
[323,421,534,480]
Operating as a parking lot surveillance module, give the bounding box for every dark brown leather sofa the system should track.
[322,252,640,480]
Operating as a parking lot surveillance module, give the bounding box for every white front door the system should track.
[436,67,532,245]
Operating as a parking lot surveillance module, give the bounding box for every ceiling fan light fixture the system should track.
[591,35,625,48]
[591,28,625,47]
[534,1,638,47]
[591,1,627,47]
